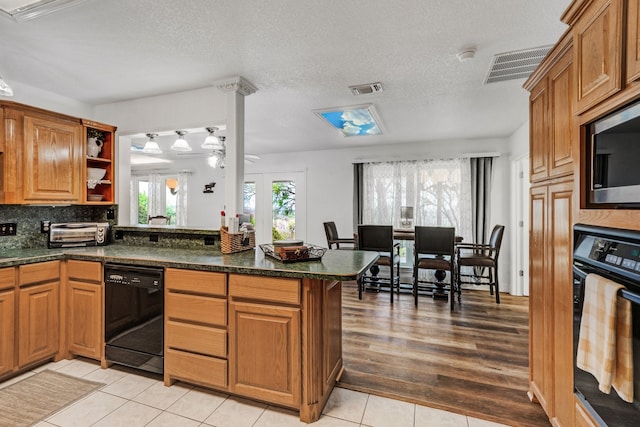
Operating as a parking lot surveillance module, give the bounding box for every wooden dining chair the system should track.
[323,221,356,249]
[413,226,456,310]
[356,225,401,303]
[455,224,505,304]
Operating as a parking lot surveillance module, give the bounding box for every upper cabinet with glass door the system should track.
[82,119,117,204]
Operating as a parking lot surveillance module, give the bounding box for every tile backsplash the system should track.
[0,205,117,250]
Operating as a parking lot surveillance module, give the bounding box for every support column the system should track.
[215,76,258,218]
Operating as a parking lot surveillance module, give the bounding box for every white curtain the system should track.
[176,171,189,226]
[148,173,164,218]
[362,158,472,242]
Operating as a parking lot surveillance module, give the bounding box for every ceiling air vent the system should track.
[349,82,383,95]
[484,45,553,84]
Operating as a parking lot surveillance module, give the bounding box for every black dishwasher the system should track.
[104,263,164,374]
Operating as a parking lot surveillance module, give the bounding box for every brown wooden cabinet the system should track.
[0,268,15,377]
[164,268,228,390]
[66,260,102,360]
[528,179,575,427]
[526,27,577,427]
[529,79,549,182]
[570,0,624,113]
[228,274,301,408]
[23,114,83,203]
[82,119,116,204]
[18,261,60,368]
[626,0,640,83]
[529,42,574,183]
[162,269,343,423]
[528,184,551,414]
[0,101,116,205]
[229,299,301,407]
[0,103,83,204]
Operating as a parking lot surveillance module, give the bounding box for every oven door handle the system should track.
[573,264,588,280]
[620,288,640,305]
[574,263,640,304]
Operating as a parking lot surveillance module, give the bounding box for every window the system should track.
[362,159,472,266]
[245,172,306,244]
[132,173,187,225]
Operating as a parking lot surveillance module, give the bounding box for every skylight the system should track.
[314,104,383,137]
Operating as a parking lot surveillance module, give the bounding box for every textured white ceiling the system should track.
[0,0,571,154]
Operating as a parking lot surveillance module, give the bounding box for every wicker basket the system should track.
[220,226,256,254]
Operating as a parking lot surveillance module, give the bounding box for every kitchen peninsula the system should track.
[0,245,378,423]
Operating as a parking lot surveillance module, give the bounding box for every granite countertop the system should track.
[113,225,221,235]
[0,245,379,281]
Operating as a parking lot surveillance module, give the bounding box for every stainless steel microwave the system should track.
[589,100,640,207]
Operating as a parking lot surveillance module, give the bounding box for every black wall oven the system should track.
[573,224,640,426]
[104,263,164,374]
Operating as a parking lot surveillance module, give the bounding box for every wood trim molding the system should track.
[561,0,594,25]
[524,31,573,91]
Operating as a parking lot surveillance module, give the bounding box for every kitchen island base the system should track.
[163,270,343,423]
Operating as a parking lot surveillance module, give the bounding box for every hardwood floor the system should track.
[338,281,550,427]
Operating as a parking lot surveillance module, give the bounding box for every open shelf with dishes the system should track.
[82,119,117,204]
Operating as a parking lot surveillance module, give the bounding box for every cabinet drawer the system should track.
[229,274,300,305]
[19,261,59,286]
[0,267,15,291]
[166,320,226,357]
[66,260,101,282]
[165,348,227,389]
[165,268,226,296]
[166,292,226,326]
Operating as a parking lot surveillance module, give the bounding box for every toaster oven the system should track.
[48,222,110,248]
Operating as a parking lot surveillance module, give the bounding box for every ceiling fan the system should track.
[201,136,261,169]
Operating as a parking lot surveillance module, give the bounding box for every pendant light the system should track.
[142,133,162,154]
[202,127,224,150]
[171,130,191,152]
[0,77,13,96]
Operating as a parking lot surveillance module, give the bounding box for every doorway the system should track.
[244,172,307,245]
[511,154,530,296]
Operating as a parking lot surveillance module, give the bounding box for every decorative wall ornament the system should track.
[203,182,216,193]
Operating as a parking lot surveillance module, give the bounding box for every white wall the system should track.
[8,81,93,119]
[510,120,530,159]
[94,86,227,224]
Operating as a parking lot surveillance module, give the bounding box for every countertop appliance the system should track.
[104,263,164,375]
[573,224,640,426]
[48,222,110,248]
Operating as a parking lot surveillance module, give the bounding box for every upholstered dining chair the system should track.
[455,224,505,304]
[323,221,356,249]
[413,226,456,310]
[356,225,401,303]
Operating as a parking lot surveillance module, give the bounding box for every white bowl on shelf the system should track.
[87,167,106,189]
[87,167,106,181]
[87,194,104,202]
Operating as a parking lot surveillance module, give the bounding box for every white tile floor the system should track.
[1,358,511,427]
